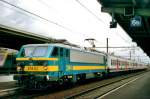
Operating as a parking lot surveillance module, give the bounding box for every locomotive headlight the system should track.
[17,66,22,71]
[46,75,50,80]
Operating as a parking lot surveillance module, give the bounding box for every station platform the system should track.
[0,81,17,91]
[0,74,18,92]
[99,71,150,99]
[0,74,14,82]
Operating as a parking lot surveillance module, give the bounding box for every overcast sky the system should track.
[0,0,149,63]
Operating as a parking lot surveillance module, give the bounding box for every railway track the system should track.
[0,87,21,97]
[65,71,148,99]
[1,70,148,99]
[0,88,46,99]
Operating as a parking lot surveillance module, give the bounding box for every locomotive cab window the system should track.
[32,46,48,57]
[20,46,48,57]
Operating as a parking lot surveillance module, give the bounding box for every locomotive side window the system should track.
[52,47,58,56]
[66,49,69,57]
[0,54,6,66]
[20,49,25,57]
[60,48,63,57]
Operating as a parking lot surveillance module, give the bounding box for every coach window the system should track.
[52,47,58,56]
[111,60,113,65]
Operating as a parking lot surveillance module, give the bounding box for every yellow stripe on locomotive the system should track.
[16,57,58,61]
[17,66,59,72]
[72,66,106,70]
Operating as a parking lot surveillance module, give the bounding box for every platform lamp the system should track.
[110,12,117,28]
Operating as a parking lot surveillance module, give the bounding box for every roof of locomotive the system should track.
[22,43,107,56]
[21,43,147,65]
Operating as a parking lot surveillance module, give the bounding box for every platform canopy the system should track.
[0,24,56,50]
[98,0,150,56]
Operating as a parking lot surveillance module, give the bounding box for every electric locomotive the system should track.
[14,43,108,89]
[0,48,18,74]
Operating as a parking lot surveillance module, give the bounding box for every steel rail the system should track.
[65,70,148,99]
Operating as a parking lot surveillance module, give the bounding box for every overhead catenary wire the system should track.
[1,0,149,63]
[75,0,110,46]
[4,0,90,38]
[37,0,89,38]
[75,0,106,24]
[75,0,132,44]
[0,0,83,35]
[75,0,132,48]
[74,0,150,62]
[1,0,131,44]
[37,0,53,9]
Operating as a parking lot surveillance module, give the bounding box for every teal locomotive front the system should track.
[14,44,107,89]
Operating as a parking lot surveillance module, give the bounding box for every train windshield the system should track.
[21,46,49,57]
[0,54,6,66]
